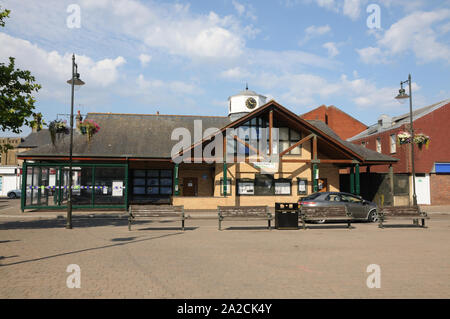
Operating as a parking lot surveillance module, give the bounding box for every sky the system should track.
[1,0,449,138]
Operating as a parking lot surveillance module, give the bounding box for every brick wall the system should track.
[301,105,367,140]
[430,173,450,205]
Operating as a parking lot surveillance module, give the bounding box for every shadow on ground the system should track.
[0,218,190,230]
[0,232,183,267]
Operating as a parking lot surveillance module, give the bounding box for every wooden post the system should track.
[313,135,317,160]
[269,110,273,155]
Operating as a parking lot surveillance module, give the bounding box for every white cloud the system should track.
[220,67,251,80]
[232,0,257,21]
[136,74,202,96]
[343,0,362,20]
[0,32,125,89]
[139,54,152,67]
[78,0,248,59]
[323,42,339,57]
[300,24,331,44]
[356,47,388,64]
[358,9,450,64]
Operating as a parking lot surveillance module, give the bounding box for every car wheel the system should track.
[367,209,378,222]
[8,192,17,199]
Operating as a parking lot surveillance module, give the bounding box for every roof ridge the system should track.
[87,112,228,118]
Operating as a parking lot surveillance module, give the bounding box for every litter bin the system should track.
[275,202,299,229]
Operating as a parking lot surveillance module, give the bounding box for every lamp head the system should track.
[67,73,85,86]
[395,87,409,104]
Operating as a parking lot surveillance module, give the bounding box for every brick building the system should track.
[348,99,450,205]
[17,89,395,211]
[300,105,368,140]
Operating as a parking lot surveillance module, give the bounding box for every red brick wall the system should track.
[430,173,450,205]
[301,105,367,140]
[351,102,450,174]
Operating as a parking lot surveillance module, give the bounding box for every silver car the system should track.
[298,192,379,222]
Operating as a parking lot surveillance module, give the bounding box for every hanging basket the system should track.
[414,133,430,150]
[397,131,411,145]
[78,119,100,143]
[48,120,69,146]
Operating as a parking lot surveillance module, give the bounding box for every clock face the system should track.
[246,97,257,110]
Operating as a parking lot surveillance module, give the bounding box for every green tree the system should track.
[0,7,42,153]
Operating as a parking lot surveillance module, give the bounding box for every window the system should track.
[297,178,308,195]
[132,169,173,196]
[376,138,382,153]
[237,179,254,195]
[340,194,362,203]
[390,134,396,153]
[275,179,291,195]
[220,178,232,196]
[279,127,301,155]
[0,176,2,192]
[326,194,341,202]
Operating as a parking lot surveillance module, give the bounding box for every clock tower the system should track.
[227,85,267,121]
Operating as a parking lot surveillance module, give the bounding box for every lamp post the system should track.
[66,54,85,229]
[395,74,417,207]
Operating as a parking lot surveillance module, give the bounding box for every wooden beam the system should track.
[281,159,311,163]
[319,159,355,164]
[269,110,273,155]
[281,158,356,164]
[313,135,317,160]
[279,133,314,157]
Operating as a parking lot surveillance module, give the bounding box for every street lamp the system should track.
[65,54,85,229]
[395,74,417,207]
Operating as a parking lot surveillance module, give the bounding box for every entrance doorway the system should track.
[183,177,197,196]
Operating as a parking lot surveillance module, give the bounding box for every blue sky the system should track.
[1,0,449,137]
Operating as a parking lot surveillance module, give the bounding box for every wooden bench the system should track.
[128,205,185,231]
[299,206,353,229]
[217,206,272,230]
[378,206,429,228]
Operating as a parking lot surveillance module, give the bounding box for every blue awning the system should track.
[435,163,450,173]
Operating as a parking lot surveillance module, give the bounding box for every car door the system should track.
[340,194,367,219]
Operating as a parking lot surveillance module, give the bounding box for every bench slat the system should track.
[217,206,271,230]
[129,205,185,231]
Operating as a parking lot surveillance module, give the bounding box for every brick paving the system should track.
[0,199,449,298]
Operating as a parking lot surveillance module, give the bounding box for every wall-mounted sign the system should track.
[112,181,123,197]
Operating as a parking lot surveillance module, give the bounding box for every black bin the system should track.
[275,202,299,230]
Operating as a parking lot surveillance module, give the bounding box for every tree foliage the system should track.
[0,7,42,153]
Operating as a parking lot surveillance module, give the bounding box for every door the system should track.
[183,177,197,197]
[415,174,431,205]
[340,193,367,219]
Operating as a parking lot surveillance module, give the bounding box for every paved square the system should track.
[1,204,449,298]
